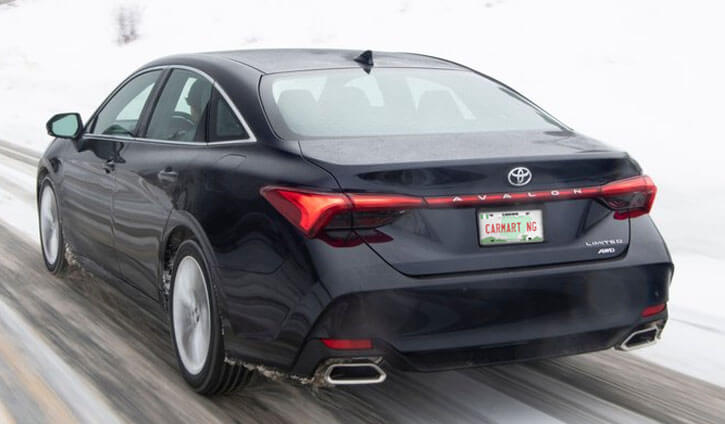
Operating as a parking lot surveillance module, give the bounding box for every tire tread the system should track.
[170,240,251,396]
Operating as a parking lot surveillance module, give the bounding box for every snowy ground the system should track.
[1,0,724,387]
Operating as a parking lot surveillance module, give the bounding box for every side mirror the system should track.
[46,113,83,139]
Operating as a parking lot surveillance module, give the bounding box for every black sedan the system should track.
[38,49,673,394]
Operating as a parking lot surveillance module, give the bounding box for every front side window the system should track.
[93,70,161,136]
[261,68,564,139]
[146,69,212,142]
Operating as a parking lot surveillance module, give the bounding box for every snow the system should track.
[1,0,725,385]
[0,157,38,242]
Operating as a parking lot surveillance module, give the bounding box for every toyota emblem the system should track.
[508,167,532,187]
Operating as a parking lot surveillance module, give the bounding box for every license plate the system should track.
[478,209,544,245]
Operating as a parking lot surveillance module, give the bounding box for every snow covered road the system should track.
[0,143,724,423]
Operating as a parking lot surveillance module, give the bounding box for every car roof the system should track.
[196,48,465,74]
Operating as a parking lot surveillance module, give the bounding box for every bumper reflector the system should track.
[321,338,373,350]
[641,304,666,317]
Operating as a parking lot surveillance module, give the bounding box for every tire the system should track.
[169,239,250,395]
[38,178,68,275]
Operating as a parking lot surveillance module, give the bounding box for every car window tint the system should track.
[146,69,212,142]
[406,76,475,120]
[209,91,248,141]
[93,70,161,136]
[262,68,564,139]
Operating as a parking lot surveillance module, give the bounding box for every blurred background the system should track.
[0,0,724,422]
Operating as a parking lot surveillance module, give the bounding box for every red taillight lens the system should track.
[260,187,424,238]
[641,303,666,317]
[262,176,657,238]
[600,176,657,219]
[260,187,350,237]
[321,338,373,350]
[347,193,425,210]
[423,175,657,219]
[348,193,425,229]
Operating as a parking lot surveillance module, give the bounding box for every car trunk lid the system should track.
[295,130,643,275]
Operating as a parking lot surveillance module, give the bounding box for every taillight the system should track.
[259,187,350,238]
[260,187,424,238]
[261,176,657,239]
[600,176,657,219]
[641,303,666,317]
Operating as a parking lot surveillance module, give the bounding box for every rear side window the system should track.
[146,69,212,142]
[93,70,161,136]
[208,90,249,141]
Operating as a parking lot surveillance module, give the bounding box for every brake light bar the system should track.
[424,186,602,207]
[348,193,425,210]
[260,175,656,238]
[424,175,656,220]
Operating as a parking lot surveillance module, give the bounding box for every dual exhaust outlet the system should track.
[321,360,387,385]
[616,324,661,351]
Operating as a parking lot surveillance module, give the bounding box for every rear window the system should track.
[260,68,563,139]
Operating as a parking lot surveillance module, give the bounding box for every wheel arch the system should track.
[37,166,50,191]
[159,210,231,334]
[36,160,56,199]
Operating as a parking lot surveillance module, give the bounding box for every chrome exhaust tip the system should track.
[617,325,660,352]
[323,362,387,385]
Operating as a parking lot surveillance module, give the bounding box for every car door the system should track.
[112,68,214,299]
[61,70,162,276]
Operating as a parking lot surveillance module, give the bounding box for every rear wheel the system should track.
[38,178,67,275]
[169,240,250,394]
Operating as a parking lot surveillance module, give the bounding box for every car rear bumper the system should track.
[296,322,666,380]
[221,216,673,378]
[290,261,671,377]
[292,215,672,377]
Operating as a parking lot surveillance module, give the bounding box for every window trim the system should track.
[135,68,172,140]
[85,64,256,146]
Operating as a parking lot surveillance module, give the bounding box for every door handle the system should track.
[103,159,115,173]
[158,168,178,183]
